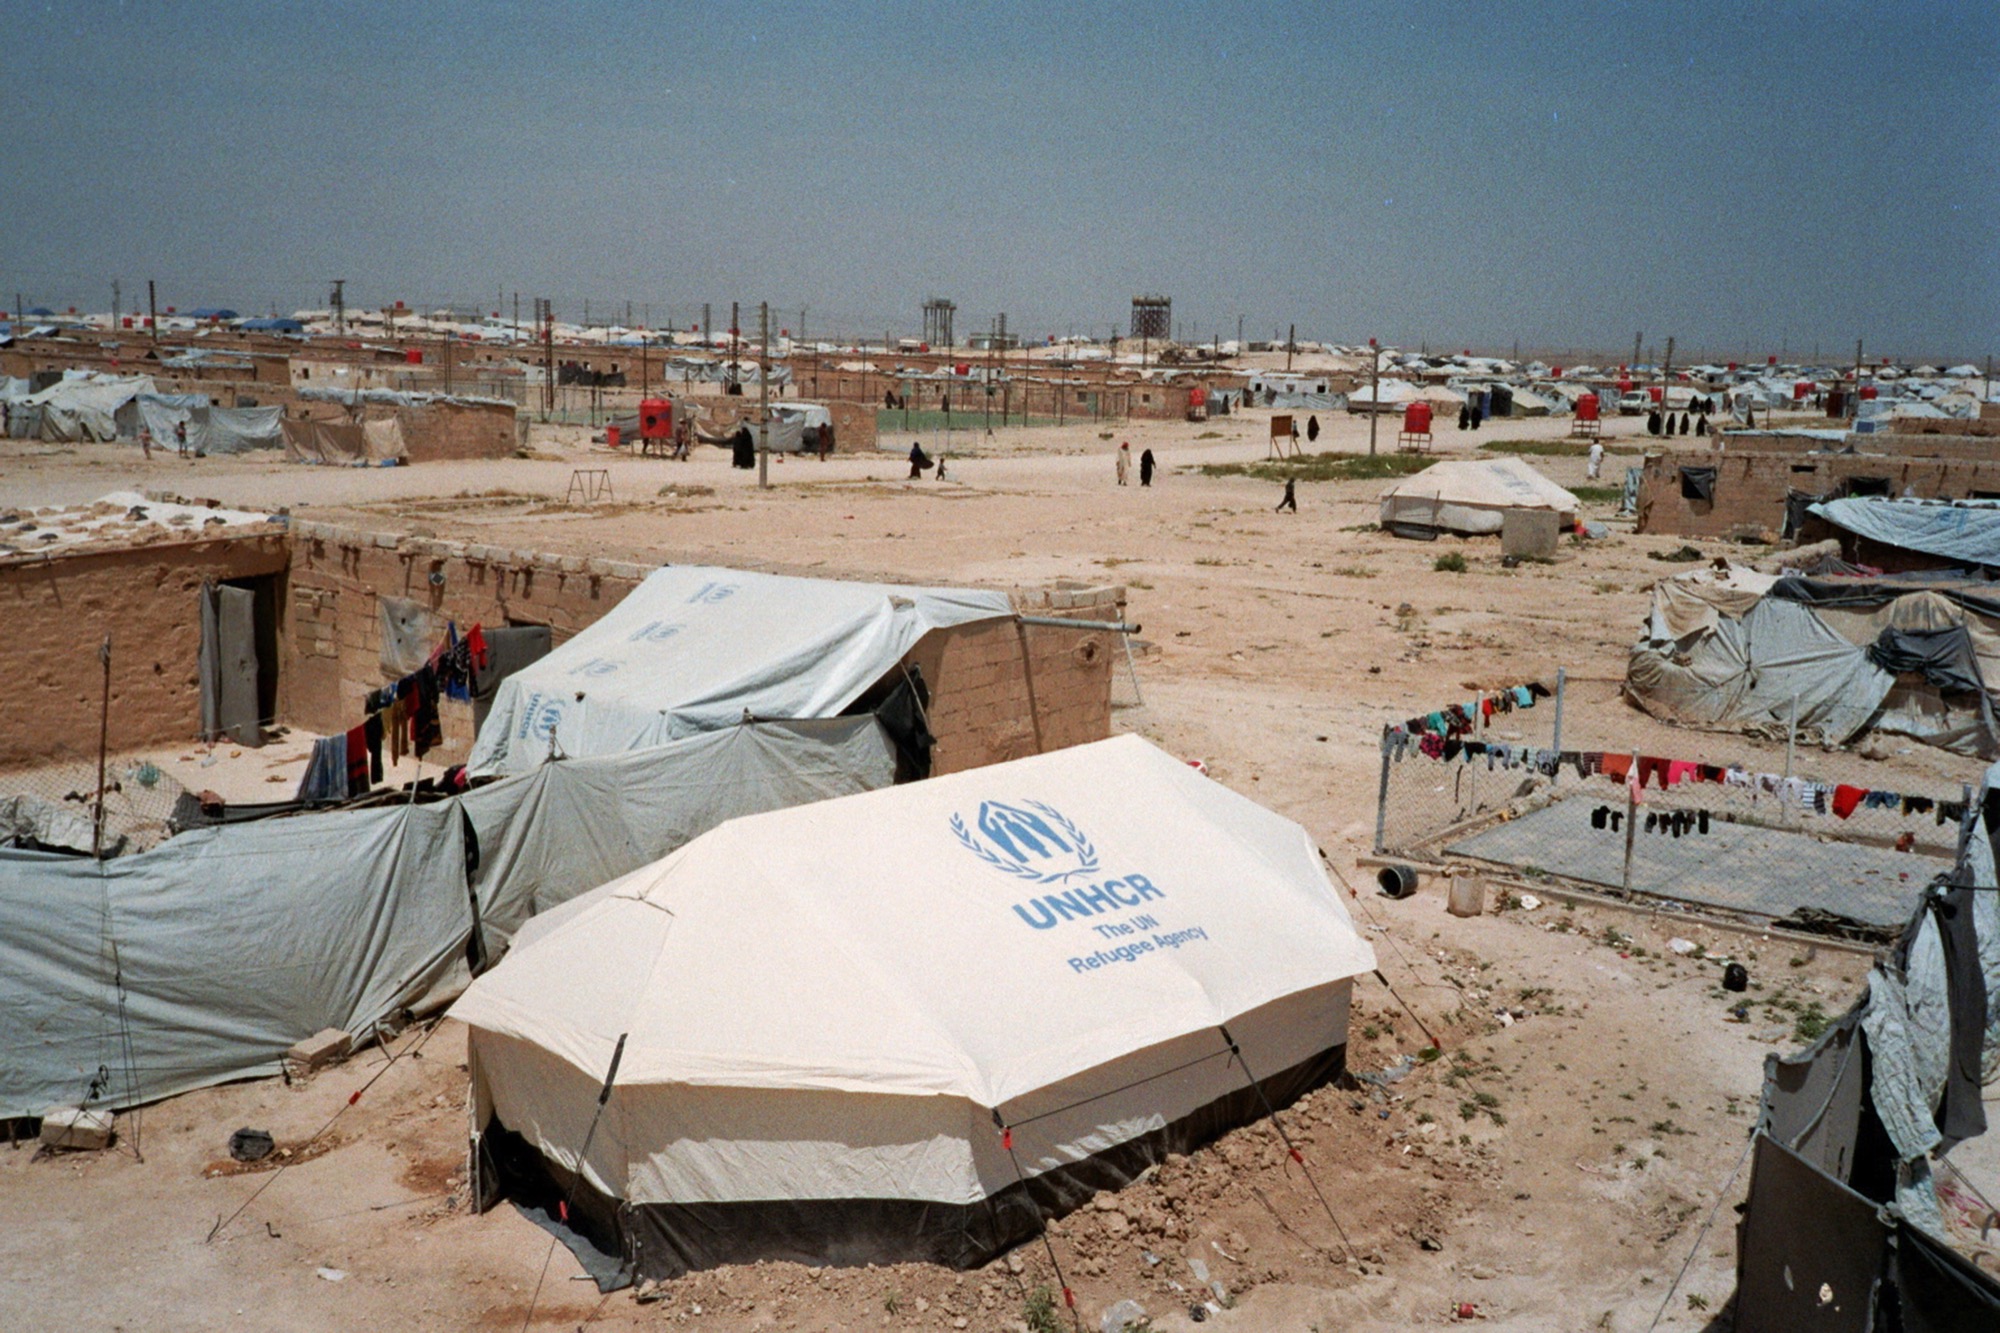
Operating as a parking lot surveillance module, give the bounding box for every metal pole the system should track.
[1368,339,1380,456]
[1550,667,1566,787]
[758,302,770,489]
[1785,693,1798,780]
[92,635,111,860]
[1621,750,1639,894]
[1373,726,1393,854]
[147,279,157,344]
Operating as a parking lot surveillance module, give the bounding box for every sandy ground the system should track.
[3,406,1996,1331]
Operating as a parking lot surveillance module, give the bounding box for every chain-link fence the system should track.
[0,747,191,857]
[1374,670,1979,936]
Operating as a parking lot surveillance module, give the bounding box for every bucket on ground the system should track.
[1447,875,1486,917]
[1377,865,1420,899]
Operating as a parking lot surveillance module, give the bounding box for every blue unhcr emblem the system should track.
[951,800,1099,884]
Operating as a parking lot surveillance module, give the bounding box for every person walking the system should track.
[1306,414,1320,444]
[1586,440,1604,480]
[174,419,188,457]
[1115,441,1131,486]
[907,440,930,479]
[1276,476,1297,512]
[139,426,154,461]
[1139,447,1155,487]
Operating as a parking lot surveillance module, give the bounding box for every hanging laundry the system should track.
[296,734,349,803]
[344,725,370,795]
[1666,760,1698,787]
[1637,756,1672,789]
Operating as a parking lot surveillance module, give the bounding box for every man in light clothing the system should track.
[1586,440,1604,479]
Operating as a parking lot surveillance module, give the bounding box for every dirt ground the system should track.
[3,405,1994,1331]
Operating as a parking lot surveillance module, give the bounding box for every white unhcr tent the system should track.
[1378,456,1579,536]
[467,566,1013,775]
[454,734,1376,1280]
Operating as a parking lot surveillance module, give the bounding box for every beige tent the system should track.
[1379,456,1579,536]
[453,734,1374,1280]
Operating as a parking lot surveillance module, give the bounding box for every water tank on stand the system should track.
[1576,393,1600,422]
[640,397,673,439]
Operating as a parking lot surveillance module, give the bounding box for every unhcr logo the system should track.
[950,801,1098,885]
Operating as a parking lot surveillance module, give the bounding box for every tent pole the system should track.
[1549,668,1567,789]
[92,635,111,860]
[1013,622,1046,754]
[1621,750,1639,895]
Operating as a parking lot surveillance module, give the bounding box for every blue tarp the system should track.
[186,307,239,320]
[237,317,303,333]
[1810,498,2000,568]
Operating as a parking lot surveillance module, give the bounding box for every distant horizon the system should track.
[3,2,1991,365]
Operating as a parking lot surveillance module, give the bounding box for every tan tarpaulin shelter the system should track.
[454,734,1375,1280]
[282,416,407,464]
[1378,456,1580,535]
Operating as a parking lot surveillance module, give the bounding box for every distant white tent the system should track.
[455,734,1375,1279]
[467,566,1013,775]
[1378,456,1580,535]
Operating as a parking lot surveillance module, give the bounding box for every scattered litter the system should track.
[316,1267,347,1283]
[1188,1258,1210,1284]
[1100,1298,1147,1332]
[1668,938,1698,955]
[1493,1009,1514,1027]
[1516,893,1541,911]
[1210,1239,1236,1263]
[1141,1250,1162,1267]
[1189,1305,1208,1323]
[228,1128,275,1162]
[1354,1054,1416,1088]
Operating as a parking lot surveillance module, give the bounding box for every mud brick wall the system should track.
[909,584,1121,775]
[396,400,519,462]
[282,523,654,761]
[0,533,290,768]
[1636,450,2000,538]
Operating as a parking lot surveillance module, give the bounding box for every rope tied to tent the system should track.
[204,1012,449,1244]
[520,1032,627,1333]
[1217,1024,1360,1264]
[991,1110,1086,1332]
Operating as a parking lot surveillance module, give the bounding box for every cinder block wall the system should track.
[0,534,290,768]
[910,583,1122,774]
[283,523,653,759]
[1636,450,2000,538]
[283,524,1118,772]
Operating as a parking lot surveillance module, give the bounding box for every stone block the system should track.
[1501,508,1561,559]
[286,1027,352,1074]
[38,1106,114,1151]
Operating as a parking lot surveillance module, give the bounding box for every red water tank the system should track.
[954,362,970,376]
[1860,384,1879,400]
[1648,386,1663,404]
[405,347,422,364]
[1576,393,1600,422]
[1617,378,1633,393]
[1404,401,1432,435]
[606,425,621,449]
[121,316,133,329]
[1188,386,1208,408]
[639,397,672,439]
[1793,381,1811,401]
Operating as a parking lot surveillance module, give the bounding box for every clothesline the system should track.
[1386,733,1971,825]
[1393,680,1554,740]
[297,621,489,804]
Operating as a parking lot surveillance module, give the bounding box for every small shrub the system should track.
[1433,552,1468,574]
[1023,1285,1064,1333]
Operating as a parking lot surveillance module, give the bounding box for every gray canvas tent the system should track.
[1629,562,2000,758]
[468,565,1013,775]
[1809,497,2000,570]
[1734,758,2000,1326]
[0,718,895,1119]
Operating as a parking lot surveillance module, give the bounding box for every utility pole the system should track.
[1662,336,1675,414]
[513,291,519,340]
[1368,338,1381,456]
[1852,338,1864,420]
[757,302,771,489]
[111,279,120,328]
[729,301,740,387]
[1631,331,1643,378]
[147,279,157,342]
[1236,313,1244,350]
[1286,323,1295,373]
[330,279,347,334]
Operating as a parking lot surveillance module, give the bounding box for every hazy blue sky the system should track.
[3,1,1993,359]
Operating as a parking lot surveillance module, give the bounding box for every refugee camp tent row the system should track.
[0,718,897,1119]
[1734,757,2000,1326]
[468,565,1014,775]
[454,735,1377,1283]
[1628,561,2000,758]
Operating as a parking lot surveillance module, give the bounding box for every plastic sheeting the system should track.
[282,416,408,464]
[0,718,899,1118]
[17,373,155,441]
[467,565,1013,775]
[1811,497,2000,569]
[1378,456,1580,536]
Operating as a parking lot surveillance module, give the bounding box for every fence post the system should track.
[1550,668,1567,788]
[1621,750,1640,895]
[1373,726,1392,854]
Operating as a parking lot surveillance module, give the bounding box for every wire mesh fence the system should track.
[0,747,191,856]
[1374,669,1979,935]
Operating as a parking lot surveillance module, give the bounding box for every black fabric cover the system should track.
[870,665,936,781]
[1679,466,1717,503]
[1735,1134,1886,1332]
[472,626,554,733]
[1887,1218,2000,1332]
[1867,626,1987,697]
[1929,885,1989,1150]
[1760,1010,1868,1183]
[480,1040,1347,1286]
